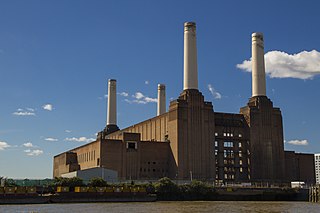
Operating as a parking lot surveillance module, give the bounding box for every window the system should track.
[240,167,243,173]
[239,151,242,157]
[240,160,243,165]
[239,142,242,148]
[215,141,218,147]
[127,141,137,149]
[215,132,218,136]
[224,142,233,147]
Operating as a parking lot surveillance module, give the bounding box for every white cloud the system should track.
[65,137,95,143]
[208,84,222,99]
[125,92,157,104]
[12,108,36,116]
[23,142,34,147]
[287,139,309,146]
[118,92,129,97]
[145,80,149,85]
[42,104,53,111]
[124,91,158,104]
[45,137,58,142]
[237,50,320,80]
[0,141,10,150]
[25,149,43,156]
[65,130,72,133]
[144,97,157,103]
[133,92,145,100]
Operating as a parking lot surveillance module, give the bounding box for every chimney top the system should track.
[158,84,165,90]
[252,32,263,40]
[184,22,196,32]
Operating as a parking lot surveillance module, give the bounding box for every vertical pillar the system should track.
[183,22,198,90]
[157,84,166,116]
[252,32,266,97]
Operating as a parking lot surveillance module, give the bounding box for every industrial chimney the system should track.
[157,84,166,116]
[251,32,266,97]
[105,79,119,134]
[183,22,198,90]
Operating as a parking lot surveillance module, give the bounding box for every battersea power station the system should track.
[54,22,315,184]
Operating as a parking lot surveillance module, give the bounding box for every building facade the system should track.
[53,22,315,184]
[314,153,320,184]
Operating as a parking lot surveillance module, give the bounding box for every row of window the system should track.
[78,150,96,163]
[215,132,243,138]
[216,174,251,180]
[214,141,243,148]
[139,168,168,173]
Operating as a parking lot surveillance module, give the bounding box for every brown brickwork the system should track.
[240,96,285,182]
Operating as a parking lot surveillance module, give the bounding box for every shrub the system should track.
[88,177,107,187]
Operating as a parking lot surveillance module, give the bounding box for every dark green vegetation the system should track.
[1,177,308,201]
[154,177,216,200]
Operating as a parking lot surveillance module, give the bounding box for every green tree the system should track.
[4,178,17,187]
[88,177,107,187]
[154,177,180,200]
[53,177,84,191]
[187,180,213,200]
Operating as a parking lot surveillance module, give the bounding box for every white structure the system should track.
[61,167,118,182]
[251,32,266,97]
[183,22,198,90]
[107,79,117,126]
[315,153,320,184]
[157,84,166,116]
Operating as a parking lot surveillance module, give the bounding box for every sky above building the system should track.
[0,0,319,178]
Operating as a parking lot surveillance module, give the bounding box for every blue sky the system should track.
[0,0,319,178]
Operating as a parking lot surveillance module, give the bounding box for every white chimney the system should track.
[107,79,117,126]
[183,22,198,90]
[252,32,266,97]
[157,84,166,116]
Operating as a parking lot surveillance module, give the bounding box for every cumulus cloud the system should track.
[45,137,58,142]
[0,141,10,150]
[42,104,53,111]
[287,139,309,146]
[23,142,34,147]
[12,108,36,116]
[237,50,320,79]
[65,137,95,143]
[118,92,129,97]
[133,92,145,100]
[124,92,157,104]
[24,149,43,156]
[208,84,222,99]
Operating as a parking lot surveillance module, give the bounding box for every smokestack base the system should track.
[104,124,120,135]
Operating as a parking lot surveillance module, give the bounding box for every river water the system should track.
[0,201,319,213]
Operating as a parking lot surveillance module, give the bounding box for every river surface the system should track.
[0,201,319,213]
